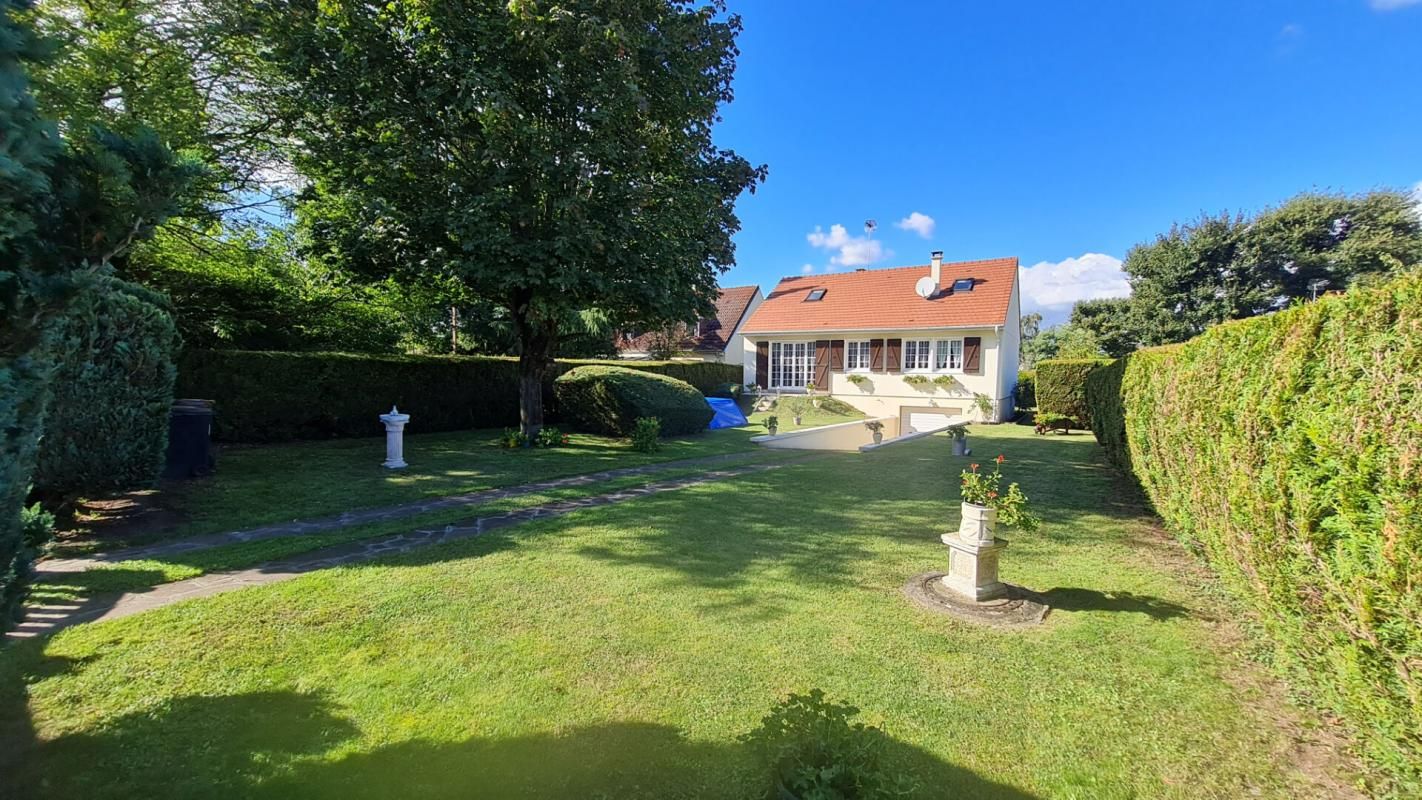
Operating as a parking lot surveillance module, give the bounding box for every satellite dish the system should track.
[915,276,937,299]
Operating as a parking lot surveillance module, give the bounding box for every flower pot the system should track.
[951,436,970,457]
[872,431,883,444]
[957,501,997,544]
[793,415,803,426]
[767,426,778,436]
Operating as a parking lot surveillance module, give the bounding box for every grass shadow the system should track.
[1038,587,1192,621]
[4,687,1043,800]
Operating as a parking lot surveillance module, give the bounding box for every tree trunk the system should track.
[512,296,556,439]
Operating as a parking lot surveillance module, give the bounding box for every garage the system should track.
[900,406,964,433]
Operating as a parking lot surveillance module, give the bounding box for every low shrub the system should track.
[33,277,180,499]
[1085,273,1422,793]
[740,690,919,800]
[814,397,858,416]
[1014,370,1036,409]
[902,374,929,387]
[175,350,739,443]
[553,366,712,437]
[498,425,570,449]
[1034,358,1110,427]
[629,417,661,452]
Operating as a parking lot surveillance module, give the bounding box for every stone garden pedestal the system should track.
[940,502,1008,601]
[380,406,410,469]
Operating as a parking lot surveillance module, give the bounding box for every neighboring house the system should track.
[617,285,763,368]
[739,253,1021,427]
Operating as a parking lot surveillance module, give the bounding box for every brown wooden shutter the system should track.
[869,339,885,372]
[886,338,903,373]
[829,340,845,371]
[813,340,831,390]
[755,341,769,388]
[964,336,982,374]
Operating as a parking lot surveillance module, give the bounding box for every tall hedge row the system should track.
[1084,274,1422,793]
[175,350,740,442]
[1034,358,1110,425]
[33,278,180,499]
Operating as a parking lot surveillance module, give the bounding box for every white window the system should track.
[845,340,871,372]
[770,341,816,388]
[935,339,963,372]
[903,340,931,371]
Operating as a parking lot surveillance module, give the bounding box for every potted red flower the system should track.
[958,455,1039,542]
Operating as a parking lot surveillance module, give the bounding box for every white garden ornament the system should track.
[380,405,410,469]
[939,501,1009,601]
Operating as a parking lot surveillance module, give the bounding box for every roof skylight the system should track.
[805,288,827,302]
[951,278,974,292]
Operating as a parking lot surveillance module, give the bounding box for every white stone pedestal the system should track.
[940,502,1008,602]
[940,534,1009,601]
[379,406,410,469]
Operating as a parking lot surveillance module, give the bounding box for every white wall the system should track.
[728,289,764,385]
[742,327,1015,423]
[997,278,1021,418]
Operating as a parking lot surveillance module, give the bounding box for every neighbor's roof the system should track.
[740,257,1018,334]
[619,285,761,353]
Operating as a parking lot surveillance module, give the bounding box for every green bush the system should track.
[629,417,661,452]
[740,690,919,799]
[0,333,58,627]
[1015,370,1036,409]
[175,350,739,443]
[33,278,179,499]
[1085,273,1422,793]
[1035,358,1110,427]
[708,382,745,400]
[553,366,712,437]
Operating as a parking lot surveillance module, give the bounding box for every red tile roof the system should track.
[618,285,761,354]
[741,257,1018,334]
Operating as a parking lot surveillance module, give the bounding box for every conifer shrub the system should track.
[1085,273,1422,793]
[33,277,180,499]
[1034,358,1110,427]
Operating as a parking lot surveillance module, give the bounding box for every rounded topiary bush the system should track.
[33,277,180,499]
[554,365,712,437]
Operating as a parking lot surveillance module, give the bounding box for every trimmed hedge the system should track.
[175,349,738,443]
[34,278,179,498]
[1035,358,1109,426]
[1,328,59,627]
[1014,370,1036,410]
[1084,274,1422,793]
[554,365,713,436]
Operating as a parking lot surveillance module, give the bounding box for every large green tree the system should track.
[1125,190,1422,346]
[254,0,764,434]
[1068,297,1137,358]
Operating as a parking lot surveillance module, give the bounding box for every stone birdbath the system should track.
[380,405,410,469]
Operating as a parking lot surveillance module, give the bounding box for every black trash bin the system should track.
[163,399,215,479]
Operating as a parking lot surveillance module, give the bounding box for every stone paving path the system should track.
[8,457,807,641]
[36,450,774,577]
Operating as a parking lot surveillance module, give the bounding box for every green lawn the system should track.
[59,424,767,552]
[1,425,1349,798]
[35,451,790,599]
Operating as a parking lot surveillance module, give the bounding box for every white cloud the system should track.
[1369,0,1421,9]
[1019,253,1131,314]
[895,211,936,239]
[806,223,888,267]
[800,263,814,275]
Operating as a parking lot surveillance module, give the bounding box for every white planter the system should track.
[957,502,996,544]
[872,432,883,444]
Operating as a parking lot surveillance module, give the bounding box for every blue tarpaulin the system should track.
[705,396,748,429]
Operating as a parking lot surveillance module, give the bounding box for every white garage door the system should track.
[905,409,961,433]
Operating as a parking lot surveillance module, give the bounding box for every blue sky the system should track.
[713,1,1422,324]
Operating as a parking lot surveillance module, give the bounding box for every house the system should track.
[739,253,1021,428]
[617,285,763,365]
